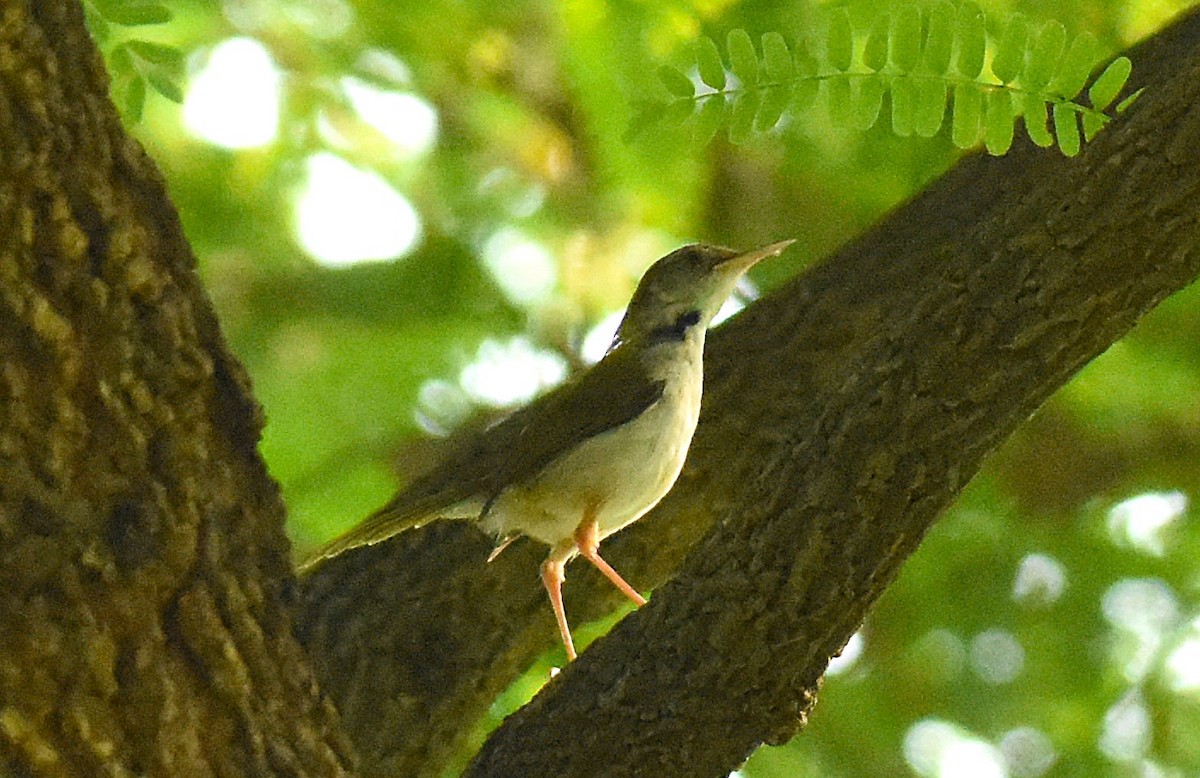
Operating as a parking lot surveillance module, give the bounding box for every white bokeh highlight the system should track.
[293,153,421,266]
[184,37,282,149]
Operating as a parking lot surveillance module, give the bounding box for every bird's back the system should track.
[296,342,665,573]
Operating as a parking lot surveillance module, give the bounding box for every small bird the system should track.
[298,240,793,660]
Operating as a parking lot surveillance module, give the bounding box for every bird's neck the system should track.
[616,308,707,385]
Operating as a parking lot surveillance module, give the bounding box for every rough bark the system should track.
[0,2,350,775]
[298,8,1200,778]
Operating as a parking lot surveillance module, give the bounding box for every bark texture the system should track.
[298,9,1200,778]
[0,2,350,775]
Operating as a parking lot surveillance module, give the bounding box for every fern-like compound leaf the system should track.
[1024,21,1066,91]
[1089,56,1132,111]
[630,2,1136,159]
[696,37,727,91]
[762,32,793,82]
[728,29,759,88]
[659,65,695,98]
[992,12,1028,83]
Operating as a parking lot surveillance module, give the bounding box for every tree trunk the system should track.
[0,2,349,774]
[3,1,1199,778]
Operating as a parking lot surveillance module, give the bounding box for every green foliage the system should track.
[83,0,183,121]
[640,1,1137,157]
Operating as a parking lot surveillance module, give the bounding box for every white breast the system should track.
[481,353,703,548]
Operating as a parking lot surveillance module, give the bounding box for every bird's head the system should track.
[613,240,794,347]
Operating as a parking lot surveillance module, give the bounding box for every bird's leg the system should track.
[574,517,647,607]
[540,540,578,661]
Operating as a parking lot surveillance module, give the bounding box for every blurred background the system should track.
[115,0,1200,774]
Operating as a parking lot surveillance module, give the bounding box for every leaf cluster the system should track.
[638,1,1138,157]
[84,0,183,121]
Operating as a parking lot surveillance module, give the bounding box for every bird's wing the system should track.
[296,344,664,573]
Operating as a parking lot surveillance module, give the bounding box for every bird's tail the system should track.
[295,493,483,575]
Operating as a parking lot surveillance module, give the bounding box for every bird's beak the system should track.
[719,239,796,274]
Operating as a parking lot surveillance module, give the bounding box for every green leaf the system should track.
[794,39,819,78]
[992,12,1028,84]
[663,97,694,127]
[824,8,853,72]
[954,3,986,79]
[922,0,955,74]
[1053,102,1080,156]
[658,64,695,98]
[984,90,1015,155]
[109,43,134,76]
[864,13,890,72]
[1116,87,1144,113]
[728,89,760,144]
[824,77,852,128]
[761,32,793,82]
[1024,21,1066,91]
[952,84,983,148]
[1022,95,1051,147]
[891,77,915,137]
[913,80,947,138]
[122,74,146,120]
[624,100,669,142]
[1022,95,1053,147]
[792,78,820,113]
[727,29,758,88]
[756,84,791,131]
[696,37,726,91]
[126,39,182,66]
[691,95,725,145]
[145,70,183,103]
[1082,110,1107,142]
[98,1,172,26]
[851,75,885,130]
[1088,56,1132,111]
[84,4,111,42]
[1049,32,1100,99]
[890,4,922,73]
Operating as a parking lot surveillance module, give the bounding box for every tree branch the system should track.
[299,8,1200,777]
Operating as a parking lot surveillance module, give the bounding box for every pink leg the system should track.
[574,518,647,607]
[541,541,577,661]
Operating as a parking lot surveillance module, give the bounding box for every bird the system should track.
[298,239,794,660]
